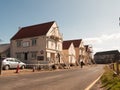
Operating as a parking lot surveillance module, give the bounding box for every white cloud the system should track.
[84,32,120,53]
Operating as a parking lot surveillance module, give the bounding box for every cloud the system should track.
[84,33,120,53]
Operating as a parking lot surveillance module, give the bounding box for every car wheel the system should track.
[21,65,25,69]
[4,65,10,70]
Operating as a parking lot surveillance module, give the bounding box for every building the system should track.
[10,21,63,64]
[71,39,85,65]
[94,50,120,64]
[0,44,10,57]
[63,41,76,65]
[62,39,85,66]
[84,45,93,65]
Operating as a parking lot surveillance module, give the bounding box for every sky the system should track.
[0,0,120,54]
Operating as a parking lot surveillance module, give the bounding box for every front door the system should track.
[24,52,28,60]
[51,53,55,62]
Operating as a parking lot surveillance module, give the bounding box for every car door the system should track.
[14,59,20,68]
[9,58,18,68]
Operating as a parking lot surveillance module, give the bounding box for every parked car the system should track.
[1,57,26,70]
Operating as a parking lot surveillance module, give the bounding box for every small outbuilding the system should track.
[0,44,10,57]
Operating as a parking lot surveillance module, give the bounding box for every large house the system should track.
[62,39,85,65]
[10,21,63,64]
[94,50,120,64]
[84,45,93,64]
[63,41,76,65]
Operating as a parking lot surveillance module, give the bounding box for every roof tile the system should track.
[11,21,55,40]
[63,39,82,49]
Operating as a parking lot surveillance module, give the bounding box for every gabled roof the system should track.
[94,50,120,56]
[63,39,82,49]
[0,44,10,53]
[63,41,72,49]
[11,21,55,40]
[70,39,82,47]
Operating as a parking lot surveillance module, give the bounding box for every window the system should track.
[31,38,37,46]
[37,56,44,61]
[51,41,55,49]
[31,52,37,59]
[24,52,28,60]
[57,44,60,50]
[7,58,14,62]
[16,40,22,47]
[22,41,30,47]
[16,53,22,59]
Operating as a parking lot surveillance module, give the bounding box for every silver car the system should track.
[2,58,26,70]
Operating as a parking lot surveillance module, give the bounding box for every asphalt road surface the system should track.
[0,65,104,90]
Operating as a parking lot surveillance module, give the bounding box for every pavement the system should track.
[0,65,88,76]
[0,68,69,77]
[0,69,35,76]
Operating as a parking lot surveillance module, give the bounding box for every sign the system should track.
[40,50,44,54]
[37,56,44,60]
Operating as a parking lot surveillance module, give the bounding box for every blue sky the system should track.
[1,0,120,53]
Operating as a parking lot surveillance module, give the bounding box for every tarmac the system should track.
[0,65,104,90]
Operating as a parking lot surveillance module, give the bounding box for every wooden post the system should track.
[115,53,119,75]
[112,63,115,71]
[116,61,119,75]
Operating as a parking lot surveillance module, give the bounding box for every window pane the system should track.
[16,40,22,47]
[23,41,30,47]
[32,39,37,46]
[31,52,37,59]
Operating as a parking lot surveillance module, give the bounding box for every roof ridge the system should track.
[21,21,55,29]
[64,39,82,41]
[95,50,119,55]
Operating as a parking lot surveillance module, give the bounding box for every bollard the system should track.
[16,64,19,73]
[33,66,35,72]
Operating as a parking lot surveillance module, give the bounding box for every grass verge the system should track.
[100,66,120,90]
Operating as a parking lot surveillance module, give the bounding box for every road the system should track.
[0,65,104,90]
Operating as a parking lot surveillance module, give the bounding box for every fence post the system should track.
[112,63,115,71]
[116,61,119,75]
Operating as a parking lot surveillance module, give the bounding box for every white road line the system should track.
[85,72,104,90]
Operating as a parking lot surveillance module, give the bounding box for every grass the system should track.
[100,66,120,90]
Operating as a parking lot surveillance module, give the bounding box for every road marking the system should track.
[85,72,104,90]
